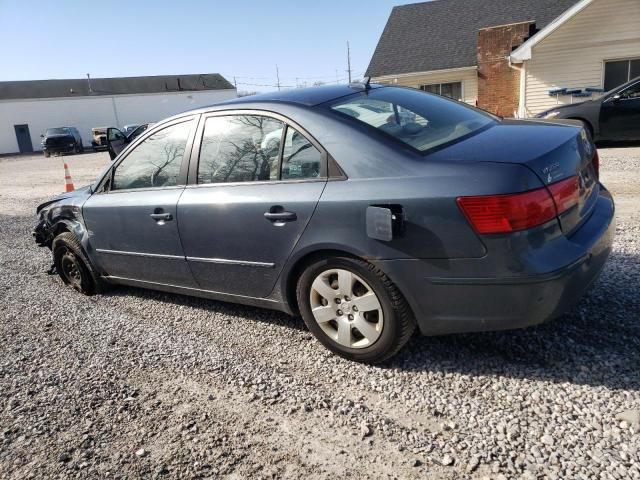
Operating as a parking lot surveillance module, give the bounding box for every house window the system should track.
[419,82,462,101]
[604,58,640,91]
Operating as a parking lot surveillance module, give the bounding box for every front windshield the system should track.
[329,87,497,153]
[46,127,70,135]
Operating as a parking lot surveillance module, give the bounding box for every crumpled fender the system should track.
[33,188,94,262]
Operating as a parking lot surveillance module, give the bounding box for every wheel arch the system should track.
[281,247,366,315]
[52,218,85,241]
[49,217,101,267]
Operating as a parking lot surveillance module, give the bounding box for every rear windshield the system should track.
[329,87,496,153]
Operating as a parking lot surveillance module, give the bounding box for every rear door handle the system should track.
[150,212,173,221]
[264,211,297,222]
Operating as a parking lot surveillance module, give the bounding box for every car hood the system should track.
[36,185,92,214]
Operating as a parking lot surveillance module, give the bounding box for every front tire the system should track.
[44,150,50,158]
[296,256,415,363]
[52,232,100,295]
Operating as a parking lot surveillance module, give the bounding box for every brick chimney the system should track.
[477,21,535,117]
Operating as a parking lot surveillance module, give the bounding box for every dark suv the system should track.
[41,127,84,157]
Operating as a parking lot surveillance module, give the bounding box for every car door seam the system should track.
[266,179,329,299]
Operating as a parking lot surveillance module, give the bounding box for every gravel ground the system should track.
[1,149,639,479]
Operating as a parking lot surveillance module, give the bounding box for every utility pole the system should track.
[346,41,352,83]
[233,76,237,90]
[276,64,281,91]
[335,69,339,84]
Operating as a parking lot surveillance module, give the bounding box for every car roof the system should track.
[217,83,385,108]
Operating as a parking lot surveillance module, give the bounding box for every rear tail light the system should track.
[457,189,556,234]
[548,176,580,214]
[457,175,579,234]
[592,149,600,180]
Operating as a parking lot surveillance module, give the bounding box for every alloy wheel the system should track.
[309,268,383,348]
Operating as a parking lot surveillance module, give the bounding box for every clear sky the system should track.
[0,0,410,92]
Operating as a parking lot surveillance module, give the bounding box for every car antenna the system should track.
[349,76,372,91]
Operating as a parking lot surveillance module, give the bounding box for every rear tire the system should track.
[44,151,50,158]
[296,256,415,363]
[52,232,101,295]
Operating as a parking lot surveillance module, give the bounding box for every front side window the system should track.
[112,120,192,190]
[621,81,640,100]
[128,124,149,141]
[108,128,126,141]
[330,87,495,153]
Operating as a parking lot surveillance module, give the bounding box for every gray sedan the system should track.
[33,84,615,363]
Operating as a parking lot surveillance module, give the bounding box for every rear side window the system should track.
[198,115,284,184]
[329,88,496,153]
[281,126,322,180]
[112,120,192,190]
[197,115,323,183]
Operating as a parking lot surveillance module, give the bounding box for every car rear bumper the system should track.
[373,187,615,336]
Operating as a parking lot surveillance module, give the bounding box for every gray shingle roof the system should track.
[366,0,580,77]
[0,73,234,100]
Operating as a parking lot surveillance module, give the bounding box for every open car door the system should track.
[106,127,128,160]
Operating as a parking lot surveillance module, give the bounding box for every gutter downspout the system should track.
[508,57,527,119]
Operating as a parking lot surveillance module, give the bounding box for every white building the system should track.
[367,0,640,117]
[509,0,640,117]
[0,73,237,154]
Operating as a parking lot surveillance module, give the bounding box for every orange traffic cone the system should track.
[63,161,75,192]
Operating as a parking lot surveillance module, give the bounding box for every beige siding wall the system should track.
[524,0,640,116]
[373,68,478,105]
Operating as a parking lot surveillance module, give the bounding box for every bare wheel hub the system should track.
[60,248,82,288]
[309,268,383,349]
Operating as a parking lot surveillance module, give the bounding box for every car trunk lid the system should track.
[430,119,600,235]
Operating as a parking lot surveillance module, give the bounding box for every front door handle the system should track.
[264,211,297,222]
[150,212,173,222]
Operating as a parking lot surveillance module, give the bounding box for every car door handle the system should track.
[264,211,297,222]
[150,213,173,221]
